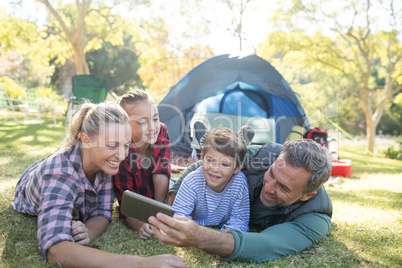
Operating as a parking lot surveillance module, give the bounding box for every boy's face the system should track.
[201,147,242,193]
[124,101,161,146]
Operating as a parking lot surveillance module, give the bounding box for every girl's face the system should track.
[124,101,161,146]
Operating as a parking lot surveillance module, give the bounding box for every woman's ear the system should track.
[80,133,92,148]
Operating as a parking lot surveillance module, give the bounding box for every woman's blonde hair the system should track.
[60,102,130,149]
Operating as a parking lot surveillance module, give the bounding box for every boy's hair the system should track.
[117,89,155,109]
[201,127,247,168]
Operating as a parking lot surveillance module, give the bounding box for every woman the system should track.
[13,102,185,267]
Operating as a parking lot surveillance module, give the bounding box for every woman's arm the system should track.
[47,241,186,268]
[85,216,109,240]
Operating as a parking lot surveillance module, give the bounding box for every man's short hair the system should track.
[281,139,332,193]
[201,127,247,168]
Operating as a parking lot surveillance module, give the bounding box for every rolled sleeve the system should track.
[38,176,76,260]
[223,213,331,262]
[91,177,114,222]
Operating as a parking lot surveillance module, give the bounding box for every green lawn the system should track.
[1,112,401,267]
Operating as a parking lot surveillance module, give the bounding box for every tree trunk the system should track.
[365,112,375,153]
[40,0,91,75]
[72,42,89,75]
[359,89,375,153]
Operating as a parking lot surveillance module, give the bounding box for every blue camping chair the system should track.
[66,75,108,122]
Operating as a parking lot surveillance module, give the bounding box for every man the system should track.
[149,139,333,262]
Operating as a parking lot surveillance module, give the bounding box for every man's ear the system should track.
[300,191,317,202]
[80,133,92,148]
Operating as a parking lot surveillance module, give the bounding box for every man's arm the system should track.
[223,213,331,262]
[150,213,236,257]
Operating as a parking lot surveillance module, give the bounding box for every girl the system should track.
[14,102,184,267]
[114,90,171,240]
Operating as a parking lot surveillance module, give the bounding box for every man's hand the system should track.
[150,213,236,257]
[138,223,155,240]
[149,213,200,247]
[71,220,90,246]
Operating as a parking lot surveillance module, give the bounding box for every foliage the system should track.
[0,10,54,87]
[86,40,142,95]
[382,147,402,160]
[38,0,149,75]
[135,18,214,100]
[258,0,402,153]
[0,120,401,267]
[377,93,402,135]
[0,76,24,99]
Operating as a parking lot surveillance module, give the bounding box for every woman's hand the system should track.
[71,220,90,245]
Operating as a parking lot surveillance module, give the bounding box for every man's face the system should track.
[260,155,316,207]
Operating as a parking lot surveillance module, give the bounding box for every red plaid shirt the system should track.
[113,123,171,219]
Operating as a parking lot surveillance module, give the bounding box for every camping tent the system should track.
[158,54,310,156]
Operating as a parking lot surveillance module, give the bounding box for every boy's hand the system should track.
[138,223,155,240]
[71,220,90,245]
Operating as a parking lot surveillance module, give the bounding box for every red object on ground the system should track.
[331,159,352,177]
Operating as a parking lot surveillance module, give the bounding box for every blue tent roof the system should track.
[158,54,309,155]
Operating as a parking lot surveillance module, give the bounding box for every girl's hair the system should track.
[117,90,155,109]
[59,102,130,149]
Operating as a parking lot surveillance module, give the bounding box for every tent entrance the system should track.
[191,83,275,145]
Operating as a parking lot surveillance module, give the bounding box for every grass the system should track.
[1,112,401,267]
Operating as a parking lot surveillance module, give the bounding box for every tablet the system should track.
[120,190,175,223]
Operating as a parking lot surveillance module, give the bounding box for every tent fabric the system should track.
[158,54,310,156]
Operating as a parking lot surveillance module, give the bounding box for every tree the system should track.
[0,10,54,88]
[86,40,142,95]
[260,0,402,152]
[221,0,255,52]
[37,0,148,75]
[135,18,213,100]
